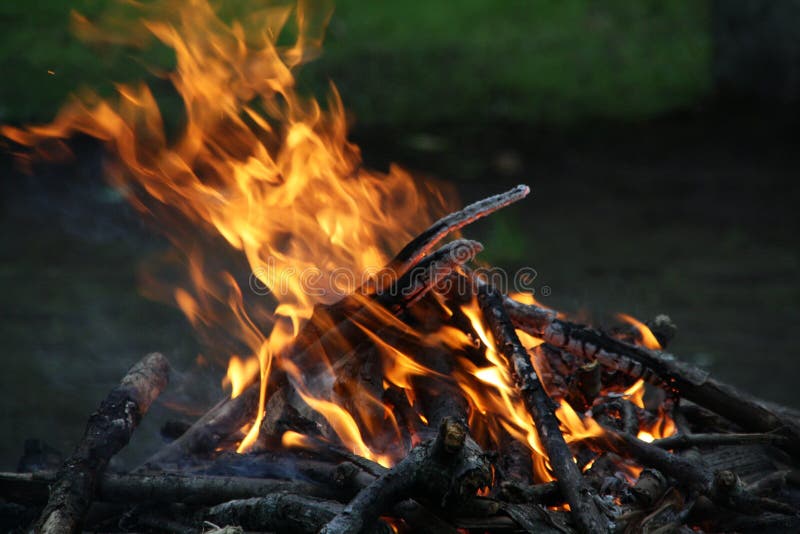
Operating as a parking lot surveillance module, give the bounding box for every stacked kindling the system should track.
[3,186,798,533]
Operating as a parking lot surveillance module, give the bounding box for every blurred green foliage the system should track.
[0,0,710,125]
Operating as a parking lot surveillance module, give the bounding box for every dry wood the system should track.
[477,284,609,534]
[35,353,170,534]
[506,297,800,456]
[319,417,492,534]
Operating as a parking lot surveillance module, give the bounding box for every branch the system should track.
[319,418,491,534]
[477,284,609,534]
[35,353,170,533]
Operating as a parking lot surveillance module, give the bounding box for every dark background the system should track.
[1,0,798,470]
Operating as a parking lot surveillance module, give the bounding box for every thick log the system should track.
[319,417,492,534]
[35,353,170,534]
[653,432,787,450]
[477,284,609,534]
[0,471,337,505]
[506,298,800,456]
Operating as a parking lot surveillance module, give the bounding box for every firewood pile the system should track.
[2,185,799,533]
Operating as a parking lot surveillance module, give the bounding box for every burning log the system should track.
[506,298,800,457]
[385,184,529,277]
[319,417,492,534]
[296,184,529,355]
[146,239,483,467]
[35,353,170,534]
[476,284,610,534]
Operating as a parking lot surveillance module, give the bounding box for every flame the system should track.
[3,0,682,489]
[281,430,314,449]
[223,356,260,398]
[617,313,661,350]
[3,0,454,454]
[455,301,602,482]
[623,378,646,409]
[622,378,677,441]
[638,407,677,442]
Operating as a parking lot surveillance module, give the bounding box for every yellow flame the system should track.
[223,356,260,398]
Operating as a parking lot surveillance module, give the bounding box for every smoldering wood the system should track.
[319,418,492,534]
[631,469,668,507]
[592,398,640,436]
[35,352,170,534]
[596,428,797,515]
[506,297,800,456]
[497,437,534,485]
[477,284,609,534]
[307,449,467,534]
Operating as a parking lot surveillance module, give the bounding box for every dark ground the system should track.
[0,110,798,470]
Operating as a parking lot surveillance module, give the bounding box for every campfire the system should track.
[2,1,798,533]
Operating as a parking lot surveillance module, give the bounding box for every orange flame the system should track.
[455,301,603,482]
[2,0,453,454]
[617,313,661,350]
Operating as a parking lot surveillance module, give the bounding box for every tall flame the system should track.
[2,0,450,454]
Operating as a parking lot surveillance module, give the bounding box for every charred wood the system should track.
[477,284,609,534]
[35,352,170,534]
[319,417,492,534]
[506,298,800,456]
[596,429,798,516]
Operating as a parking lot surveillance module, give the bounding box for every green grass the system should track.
[0,0,711,125]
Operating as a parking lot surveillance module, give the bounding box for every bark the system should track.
[35,353,170,533]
